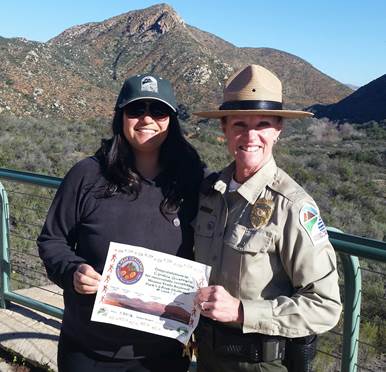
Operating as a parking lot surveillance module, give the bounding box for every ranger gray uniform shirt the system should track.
[194,157,342,338]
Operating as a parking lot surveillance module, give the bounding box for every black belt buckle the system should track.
[262,338,285,362]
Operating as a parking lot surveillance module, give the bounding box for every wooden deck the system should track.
[0,285,63,371]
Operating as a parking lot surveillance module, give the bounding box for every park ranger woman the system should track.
[193,65,342,372]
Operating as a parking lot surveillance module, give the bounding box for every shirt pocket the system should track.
[194,212,216,238]
[224,223,273,254]
[194,212,217,263]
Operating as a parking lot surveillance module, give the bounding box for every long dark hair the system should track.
[95,108,204,215]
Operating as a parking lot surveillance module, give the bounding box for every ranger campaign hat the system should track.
[115,74,177,112]
[194,64,313,119]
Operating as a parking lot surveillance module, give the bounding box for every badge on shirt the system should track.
[299,204,328,245]
[250,199,274,229]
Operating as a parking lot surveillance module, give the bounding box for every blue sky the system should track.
[0,0,385,87]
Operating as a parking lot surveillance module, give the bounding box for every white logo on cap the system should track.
[141,76,158,93]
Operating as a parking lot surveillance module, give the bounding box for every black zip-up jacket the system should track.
[38,156,198,359]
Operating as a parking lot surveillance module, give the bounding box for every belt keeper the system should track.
[249,344,261,362]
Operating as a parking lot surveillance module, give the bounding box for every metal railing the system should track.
[0,168,62,318]
[1,167,386,372]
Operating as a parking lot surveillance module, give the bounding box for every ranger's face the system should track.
[222,115,282,182]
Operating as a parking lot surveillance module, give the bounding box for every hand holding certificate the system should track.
[91,242,211,345]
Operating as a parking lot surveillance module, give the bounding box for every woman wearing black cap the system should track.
[38,74,204,372]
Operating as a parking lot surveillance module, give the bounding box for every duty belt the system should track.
[198,318,286,363]
[215,337,286,362]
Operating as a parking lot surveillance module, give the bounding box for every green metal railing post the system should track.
[339,252,361,372]
[327,229,386,371]
[0,181,11,308]
[328,227,362,372]
[0,170,63,318]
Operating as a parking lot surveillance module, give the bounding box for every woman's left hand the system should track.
[195,285,244,324]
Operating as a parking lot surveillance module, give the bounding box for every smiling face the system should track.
[122,100,171,156]
[222,115,283,183]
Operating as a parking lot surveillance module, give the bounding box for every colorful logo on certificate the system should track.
[116,256,144,284]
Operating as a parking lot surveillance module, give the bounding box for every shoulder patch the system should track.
[299,204,328,245]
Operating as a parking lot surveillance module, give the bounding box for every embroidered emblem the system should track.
[250,199,274,229]
[116,256,144,285]
[141,76,158,92]
[299,204,328,245]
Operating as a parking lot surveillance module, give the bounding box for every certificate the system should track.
[91,242,211,345]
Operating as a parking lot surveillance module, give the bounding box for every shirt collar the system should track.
[237,157,277,204]
[213,157,277,204]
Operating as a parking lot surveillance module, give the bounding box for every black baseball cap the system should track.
[115,74,177,112]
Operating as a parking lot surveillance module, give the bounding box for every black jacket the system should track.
[38,156,198,358]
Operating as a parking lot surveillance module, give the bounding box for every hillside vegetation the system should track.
[1,113,385,241]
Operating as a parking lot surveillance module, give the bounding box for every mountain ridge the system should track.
[308,74,386,123]
[0,3,353,121]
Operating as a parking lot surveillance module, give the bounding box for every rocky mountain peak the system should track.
[124,3,185,37]
[49,3,185,45]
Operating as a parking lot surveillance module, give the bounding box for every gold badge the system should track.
[250,199,274,229]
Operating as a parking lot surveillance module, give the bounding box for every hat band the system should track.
[219,100,283,111]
